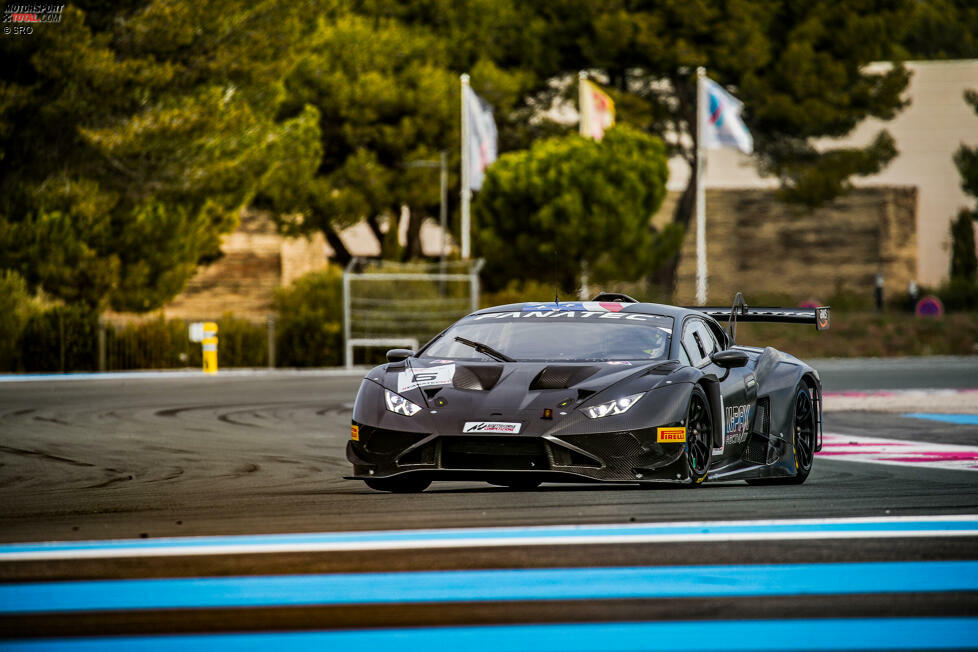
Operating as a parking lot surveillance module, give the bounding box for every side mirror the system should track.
[710,349,749,369]
[386,349,415,363]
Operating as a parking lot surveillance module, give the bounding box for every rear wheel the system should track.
[686,385,713,485]
[364,476,431,493]
[786,383,817,484]
[747,381,816,486]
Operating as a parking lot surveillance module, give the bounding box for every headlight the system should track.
[384,389,422,416]
[583,392,645,419]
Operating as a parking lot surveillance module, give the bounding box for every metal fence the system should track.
[342,258,484,368]
[7,313,279,373]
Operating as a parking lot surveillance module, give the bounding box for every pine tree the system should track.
[475,125,671,292]
[0,1,317,311]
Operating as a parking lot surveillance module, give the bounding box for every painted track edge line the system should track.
[2,617,978,651]
[2,514,976,558]
[4,529,978,561]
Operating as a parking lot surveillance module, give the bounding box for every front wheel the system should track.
[685,384,713,485]
[364,476,431,493]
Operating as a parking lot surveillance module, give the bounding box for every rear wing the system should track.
[589,291,829,333]
[682,293,829,346]
[690,305,831,331]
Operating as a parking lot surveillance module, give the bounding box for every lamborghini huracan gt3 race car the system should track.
[346,293,830,492]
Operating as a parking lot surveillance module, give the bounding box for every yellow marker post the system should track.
[202,322,218,374]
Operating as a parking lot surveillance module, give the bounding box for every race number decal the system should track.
[397,364,455,393]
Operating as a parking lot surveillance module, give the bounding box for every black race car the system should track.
[346,293,830,492]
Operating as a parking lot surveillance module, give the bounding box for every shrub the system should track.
[274,266,344,367]
[19,304,99,372]
[0,271,37,370]
[217,314,268,367]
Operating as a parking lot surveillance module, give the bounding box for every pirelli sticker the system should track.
[657,426,686,443]
[351,424,359,441]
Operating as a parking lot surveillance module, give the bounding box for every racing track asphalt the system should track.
[0,356,976,644]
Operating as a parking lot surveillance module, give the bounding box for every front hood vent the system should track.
[530,365,600,390]
[452,365,504,391]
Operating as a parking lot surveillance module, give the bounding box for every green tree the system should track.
[0,271,37,370]
[474,125,670,293]
[949,212,976,282]
[950,89,978,282]
[262,12,453,263]
[260,7,533,264]
[0,1,318,311]
[901,0,978,59]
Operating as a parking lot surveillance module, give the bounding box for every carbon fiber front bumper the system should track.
[346,421,692,484]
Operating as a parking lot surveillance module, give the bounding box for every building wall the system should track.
[670,186,917,305]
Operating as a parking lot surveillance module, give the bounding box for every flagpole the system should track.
[695,66,708,306]
[578,71,588,137]
[578,71,589,299]
[460,74,471,260]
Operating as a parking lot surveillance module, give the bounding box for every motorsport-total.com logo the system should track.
[3,3,63,35]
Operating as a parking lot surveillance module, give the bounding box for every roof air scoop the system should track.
[590,292,638,303]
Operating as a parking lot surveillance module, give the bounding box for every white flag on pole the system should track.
[464,85,498,191]
[701,77,753,154]
[579,76,615,141]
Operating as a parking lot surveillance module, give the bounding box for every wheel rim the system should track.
[794,389,816,471]
[687,393,712,475]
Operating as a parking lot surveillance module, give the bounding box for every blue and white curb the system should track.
[1,515,976,561]
[2,561,977,614]
[7,618,978,652]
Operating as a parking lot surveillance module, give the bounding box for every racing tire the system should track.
[746,381,816,486]
[364,476,431,493]
[488,479,542,490]
[685,384,713,486]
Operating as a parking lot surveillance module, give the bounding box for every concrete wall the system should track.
[670,186,917,305]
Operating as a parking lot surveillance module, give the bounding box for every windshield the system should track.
[421,310,673,362]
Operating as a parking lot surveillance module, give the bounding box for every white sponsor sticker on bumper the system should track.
[463,421,522,434]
